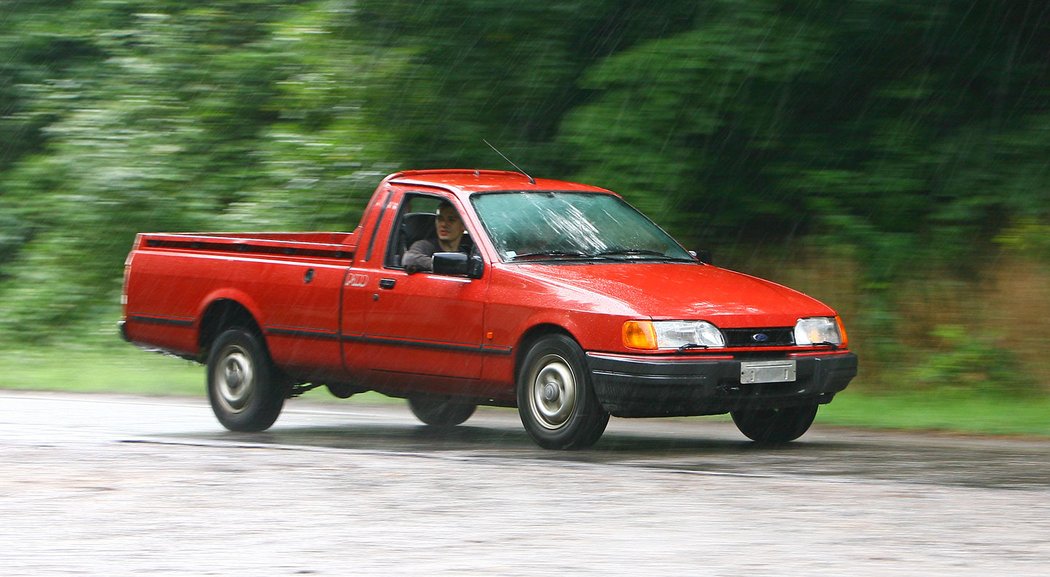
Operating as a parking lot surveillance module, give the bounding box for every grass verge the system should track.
[0,343,397,402]
[819,390,1050,437]
[2,344,1048,438]
[0,344,205,396]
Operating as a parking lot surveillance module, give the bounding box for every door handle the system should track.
[378,278,396,290]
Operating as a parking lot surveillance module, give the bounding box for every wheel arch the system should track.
[514,324,579,382]
[198,299,264,358]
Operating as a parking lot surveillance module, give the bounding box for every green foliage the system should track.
[0,0,390,341]
[559,1,833,233]
[348,0,712,168]
[910,325,1039,397]
[558,0,1050,254]
[996,219,1050,263]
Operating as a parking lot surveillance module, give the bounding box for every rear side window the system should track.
[384,194,445,269]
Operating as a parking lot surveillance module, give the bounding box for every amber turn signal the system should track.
[835,315,849,348]
[623,320,658,350]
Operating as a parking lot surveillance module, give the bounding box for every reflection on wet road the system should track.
[132,396,1050,491]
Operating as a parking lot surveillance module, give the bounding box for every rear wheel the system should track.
[731,405,818,443]
[207,328,285,432]
[326,382,362,399]
[407,396,477,427]
[517,334,609,450]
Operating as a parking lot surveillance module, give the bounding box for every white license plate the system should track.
[740,360,797,384]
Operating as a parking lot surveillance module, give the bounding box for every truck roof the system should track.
[385,169,612,195]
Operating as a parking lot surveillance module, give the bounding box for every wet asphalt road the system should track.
[1,391,1048,576]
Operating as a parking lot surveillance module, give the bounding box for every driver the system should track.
[402,201,468,273]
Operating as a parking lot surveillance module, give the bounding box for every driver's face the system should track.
[436,206,465,243]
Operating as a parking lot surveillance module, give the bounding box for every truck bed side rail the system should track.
[138,233,357,260]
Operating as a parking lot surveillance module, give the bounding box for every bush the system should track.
[910,325,1039,397]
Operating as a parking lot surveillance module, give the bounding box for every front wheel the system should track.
[517,334,609,450]
[407,396,477,427]
[731,405,818,443]
[207,328,286,432]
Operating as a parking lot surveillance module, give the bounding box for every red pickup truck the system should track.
[121,169,857,449]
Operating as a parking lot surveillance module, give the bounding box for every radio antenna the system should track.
[483,139,536,185]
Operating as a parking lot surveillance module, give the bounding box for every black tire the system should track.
[206,328,285,432]
[731,404,819,443]
[326,382,360,399]
[517,334,609,450]
[407,396,477,427]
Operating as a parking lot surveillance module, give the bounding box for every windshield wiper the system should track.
[511,248,690,262]
[511,250,593,261]
[595,248,689,261]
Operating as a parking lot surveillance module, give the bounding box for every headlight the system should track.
[623,320,726,350]
[794,317,845,346]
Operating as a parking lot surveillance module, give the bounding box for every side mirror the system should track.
[432,252,484,279]
[691,249,713,265]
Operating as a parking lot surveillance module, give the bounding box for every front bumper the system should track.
[587,351,858,417]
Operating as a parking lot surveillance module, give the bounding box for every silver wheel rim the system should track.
[530,354,577,430]
[215,345,254,414]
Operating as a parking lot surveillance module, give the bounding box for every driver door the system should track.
[342,193,487,381]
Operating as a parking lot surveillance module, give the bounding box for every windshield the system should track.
[471,191,694,263]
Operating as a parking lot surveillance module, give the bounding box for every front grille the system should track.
[721,327,794,347]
